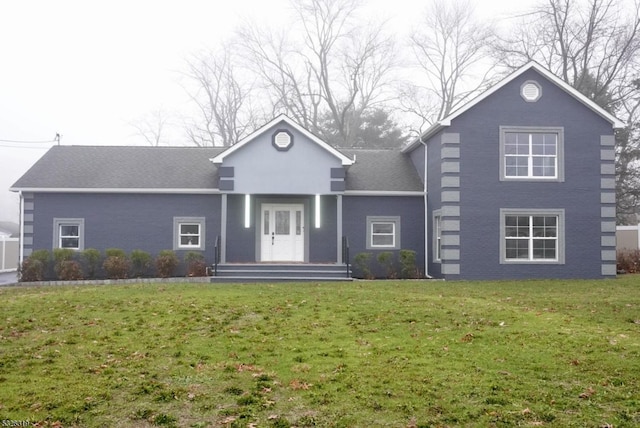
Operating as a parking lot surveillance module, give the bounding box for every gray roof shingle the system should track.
[11,146,423,193]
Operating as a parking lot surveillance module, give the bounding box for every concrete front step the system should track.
[211,263,352,282]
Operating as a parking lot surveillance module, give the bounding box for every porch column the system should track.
[220,193,227,263]
[337,194,343,263]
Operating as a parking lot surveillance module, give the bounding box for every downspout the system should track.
[419,137,432,279]
[18,191,24,266]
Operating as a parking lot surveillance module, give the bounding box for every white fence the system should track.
[617,224,640,251]
[0,236,19,272]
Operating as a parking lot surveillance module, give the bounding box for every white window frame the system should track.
[53,218,85,251]
[173,217,206,251]
[433,210,442,263]
[500,209,565,264]
[499,127,564,182]
[366,216,401,250]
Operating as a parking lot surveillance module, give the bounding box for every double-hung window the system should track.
[173,217,206,251]
[366,216,401,250]
[500,209,564,264]
[53,218,84,250]
[500,127,564,181]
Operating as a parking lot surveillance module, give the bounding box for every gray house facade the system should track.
[11,62,622,280]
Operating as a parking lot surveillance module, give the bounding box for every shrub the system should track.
[617,249,640,273]
[105,248,127,259]
[156,250,180,278]
[29,249,51,276]
[377,251,397,279]
[18,258,45,282]
[53,248,76,280]
[184,251,207,277]
[399,249,420,279]
[131,249,152,277]
[354,252,374,279]
[56,260,84,281]
[103,256,131,279]
[81,248,102,279]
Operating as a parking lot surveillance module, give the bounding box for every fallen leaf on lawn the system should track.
[222,416,236,424]
[187,392,196,400]
[461,333,474,342]
[521,408,532,415]
[289,379,312,390]
[579,387,596,399]
[268,414,280,420]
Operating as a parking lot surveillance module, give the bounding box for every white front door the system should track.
[261,203,304,262]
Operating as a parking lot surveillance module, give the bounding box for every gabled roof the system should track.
[10,145,422,194]
[11,146,225,193]
[211,114,354,166]
[403,61,625,152]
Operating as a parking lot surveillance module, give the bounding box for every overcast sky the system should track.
[0,0,532,223]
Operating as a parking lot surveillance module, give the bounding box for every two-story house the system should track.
[11,62,622,280]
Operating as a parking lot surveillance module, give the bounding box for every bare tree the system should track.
[183,42,258,147]
[237,0,397,147]
[130,108,171,147]
[492,0,640,111]
[404,0,494,134]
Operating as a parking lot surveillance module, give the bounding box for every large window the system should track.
[53,218,84,250]
[500,209,564,264]
[366,216,401,250]
[500,127,564,181]
[173,217,206,251]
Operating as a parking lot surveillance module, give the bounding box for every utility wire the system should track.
[0,138,57,144]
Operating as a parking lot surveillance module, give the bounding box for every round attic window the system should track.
[521,81,542,102]
[272,129,293,151]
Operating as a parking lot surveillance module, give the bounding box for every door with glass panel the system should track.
[261,204,304,262]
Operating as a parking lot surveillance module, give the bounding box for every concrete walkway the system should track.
[0,271,18,285]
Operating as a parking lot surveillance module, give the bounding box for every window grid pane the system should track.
[505,215,558,261]
[59,225,80,249]
[504,132,558,178]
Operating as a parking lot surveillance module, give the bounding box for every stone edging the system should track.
[1,276,212,288]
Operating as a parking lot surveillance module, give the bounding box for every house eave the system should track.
[344,190,424,197]
[9,187,221,194]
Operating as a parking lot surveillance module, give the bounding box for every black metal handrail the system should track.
[342,236,350,278]
[213,235,221,276]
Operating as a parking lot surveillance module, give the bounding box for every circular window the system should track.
[521,81,541,102]
[272,130,293,151]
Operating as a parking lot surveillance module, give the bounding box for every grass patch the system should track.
[0,278,639,426]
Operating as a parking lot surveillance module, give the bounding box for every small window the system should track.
[433,213,442,262]
[53,218,84,251]
[366,216,401,250]
[500,209,564,264]
[173,217,206,251]
[500,127,564,182]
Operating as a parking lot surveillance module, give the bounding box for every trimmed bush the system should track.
[56,260,84,281]
[131,249,153,277]
[81,248,102,279]
[103,256,131,279]
[377,251,397,279]
[105,248,127,259]
[354,252,374,279]
[399,249,420,279]
[184,251,207,277]
[29,249,51,277]
[156,250,179,278]
[617,249,640,273]
[18,258,45,282]
[53,248,76,280]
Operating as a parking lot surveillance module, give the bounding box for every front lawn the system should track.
[0,278,638,427]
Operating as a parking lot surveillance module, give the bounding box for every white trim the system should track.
[19,191,24,265]
[10,187,221,194]
[210,114,354,166]
[343,190,424,197]
[402,62,625,153]
[315,194,321,228]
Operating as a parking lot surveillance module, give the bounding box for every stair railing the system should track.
[342,236,350,278]
[213,235,221,276]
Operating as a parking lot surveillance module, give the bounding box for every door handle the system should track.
[272,232,275,245]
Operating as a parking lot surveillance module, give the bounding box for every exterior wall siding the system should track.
[31,193,221,272]
[343,195,425,278]
[446,68,614,279]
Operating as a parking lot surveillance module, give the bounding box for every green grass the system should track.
[0,278,639,427]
